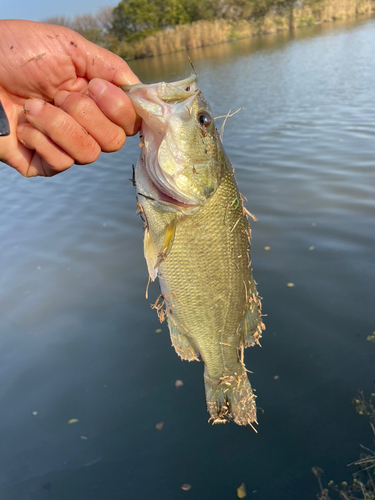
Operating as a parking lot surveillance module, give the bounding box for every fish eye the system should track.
[197,112,212,127]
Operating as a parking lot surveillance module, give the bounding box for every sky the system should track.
[0,0,115,22]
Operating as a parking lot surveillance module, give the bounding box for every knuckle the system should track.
[69,95,91,120]
[62,94,97,127]
[34,133,46,150]
[114,101,135,125]
[51,112,72,134]
[77,135,101,164]
[16,164,30,177]
[43,154,74,175]
[125,116,142,137]
[114,103,141,136]
[101,128,126,153]
[57,156,75,171]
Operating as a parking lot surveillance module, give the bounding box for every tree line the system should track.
[43,0,299,46]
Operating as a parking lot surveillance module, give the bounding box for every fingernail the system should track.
[24,98,46,116]
[54,90,70,108]
[88,79,108,98]
[117,70,141,86]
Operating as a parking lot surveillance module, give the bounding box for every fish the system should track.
[122,74,264,427]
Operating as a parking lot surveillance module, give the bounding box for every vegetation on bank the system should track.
[43,0,375,59]
[314,391,375,500]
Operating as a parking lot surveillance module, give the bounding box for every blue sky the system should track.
[0,0,116,22]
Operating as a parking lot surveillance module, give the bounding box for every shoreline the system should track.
[111,0,375,60]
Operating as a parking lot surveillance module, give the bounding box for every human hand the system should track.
[0,19,141,177]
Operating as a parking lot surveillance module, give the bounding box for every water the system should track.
[0,16,374,499]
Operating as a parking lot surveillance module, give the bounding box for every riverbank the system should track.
[112,0,375,59]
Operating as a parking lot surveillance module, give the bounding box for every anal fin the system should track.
[167,316,199,362]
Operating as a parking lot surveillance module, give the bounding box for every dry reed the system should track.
[112,0,375,60]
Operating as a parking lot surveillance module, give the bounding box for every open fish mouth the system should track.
[122,74,216,207]
[121,74,199,100]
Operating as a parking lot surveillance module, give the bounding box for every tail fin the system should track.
[204,365,257,429]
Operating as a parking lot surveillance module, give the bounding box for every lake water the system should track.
[0,15,374,500]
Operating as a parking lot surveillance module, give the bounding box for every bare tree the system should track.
[41,6,115,46]
[42,15,73,28]
[97,6,115,32]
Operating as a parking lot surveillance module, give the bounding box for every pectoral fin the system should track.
[167,315,199,362]
[154,216,178,268]
[144,217,178,280]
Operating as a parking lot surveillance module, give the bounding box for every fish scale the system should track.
[158,169,249,377]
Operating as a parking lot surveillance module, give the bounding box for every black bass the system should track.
[122,75,264,427]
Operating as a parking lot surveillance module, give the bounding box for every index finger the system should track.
[62,26,141,87]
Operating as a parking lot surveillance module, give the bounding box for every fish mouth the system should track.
[123,74,204,207]
[136,188,195,210]
[121,74,198,100]
[136,123,201,210]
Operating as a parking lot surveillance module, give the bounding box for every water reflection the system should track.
[129,16,372,82]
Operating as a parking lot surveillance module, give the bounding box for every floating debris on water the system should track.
[175,380,184,387]
[155,328,162,333]
[308,246,315,250]
[286,283,295,287]
[67,419,79,425]
[273,375,280,380]
[32,411,38,416]
[264,246,271,251]
[181,484,191,491]
[80,436,88,440]
[155,422,164,430]
[367,332,375,342]
[84,457,102,467]
[237,483,247,498]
